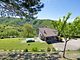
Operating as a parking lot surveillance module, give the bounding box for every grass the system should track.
[0,38,52,50]
[66,50,80,54]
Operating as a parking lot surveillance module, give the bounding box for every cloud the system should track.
[67,19,74,23]
[37,17,58,20]
[37,17,74,23]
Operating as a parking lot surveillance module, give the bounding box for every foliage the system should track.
[77,48,80,52]
[9,49,13,52]
[0,0,44,19]
[0,17,53,30]
[51,19,63,35]
[51,12,77,57]
[0,37,4,39]
[23,48,28,52]
[40,48,45,52]
[31,47,38,52]
[46,46,51,52]
[22,24,33,37]
[73,16,80,35]
[73,35,80,38]
[52,47,56,52]
[1,29,19,37]
[3,49,7,51]
[67,49,70,51]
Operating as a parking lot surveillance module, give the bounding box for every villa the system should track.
[36,27,58,42]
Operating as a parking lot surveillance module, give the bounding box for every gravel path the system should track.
[52,38,80,51]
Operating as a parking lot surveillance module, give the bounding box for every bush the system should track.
[46,46,51,52]
[40,48,45,52]
[77,48,80,52]
[1,37,4,39]
[24,48,28,52]
[9,49,13,52]
[3,49,7,51]
[52,47,56,52]
[31,47,38,52]
[67,49,70,51]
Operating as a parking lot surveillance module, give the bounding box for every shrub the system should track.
[1,37,4,39]
[46,46,51,52]
[3,49,7,51]
[67,49,70,51]
[77,48,80,52]
[40,48,45,52]
[31,47,38,52]
[9,49,13,52]
[52,47,56,52]
[24,48,28,52]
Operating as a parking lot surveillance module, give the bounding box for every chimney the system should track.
[44,30,46,34]
[44,30,45,33]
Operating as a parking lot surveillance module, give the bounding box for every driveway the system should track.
[35,37,45,43]
[52,38,80,51]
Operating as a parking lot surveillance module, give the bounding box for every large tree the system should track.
[23,24,33,37]
[0,0,44,19]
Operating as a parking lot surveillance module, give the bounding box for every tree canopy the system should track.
[0,0,44,19]
[51,12,78,57]
[23,23,33,37]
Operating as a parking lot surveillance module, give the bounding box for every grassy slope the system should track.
[0,17,53,30]
[0,38,52,50]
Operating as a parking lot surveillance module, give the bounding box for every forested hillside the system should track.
[0,17,53,30]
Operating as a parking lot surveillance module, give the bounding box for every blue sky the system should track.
[37,0,80,22]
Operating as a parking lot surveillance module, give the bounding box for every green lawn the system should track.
[0,38,52,50]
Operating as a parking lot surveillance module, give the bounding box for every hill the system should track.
[0,17,54,30]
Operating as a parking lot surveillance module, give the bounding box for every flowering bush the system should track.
[46,46,51,52]
[57,36,62,41]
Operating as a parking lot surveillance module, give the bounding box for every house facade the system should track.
[36,27,58,42]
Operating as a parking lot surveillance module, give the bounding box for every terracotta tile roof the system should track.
[39,27,58,37]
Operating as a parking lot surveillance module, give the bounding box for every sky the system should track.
[36,0,80,22]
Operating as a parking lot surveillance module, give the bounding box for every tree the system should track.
[23,24,33,37]
[73,16,80,35]
[0,0,44,19]
[51,19,63,35]
[51,12,76,58]
[60,12,77,58]
[2,29,19,37]
[0,24,4,32]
